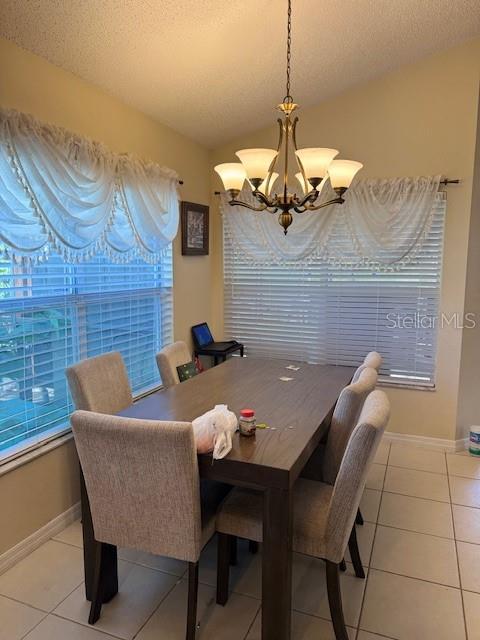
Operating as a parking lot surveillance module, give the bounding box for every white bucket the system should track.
[469,426,480,456]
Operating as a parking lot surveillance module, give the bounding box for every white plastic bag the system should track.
[192,404,238,459]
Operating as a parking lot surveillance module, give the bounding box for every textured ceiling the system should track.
[1,0,480,148]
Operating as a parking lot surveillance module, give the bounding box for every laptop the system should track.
[191,322,239,351]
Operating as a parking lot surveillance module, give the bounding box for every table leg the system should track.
[80,467,118,603]
[262,486,292,640]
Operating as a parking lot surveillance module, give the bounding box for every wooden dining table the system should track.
[80,356,354,640]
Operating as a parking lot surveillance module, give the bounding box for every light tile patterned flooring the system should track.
[2,442,480,639]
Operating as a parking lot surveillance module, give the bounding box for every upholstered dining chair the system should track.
[72,411,213,640]
[302,367,378,480]
[66,351,133,415]
[66,352,134,601]
[215,390,390,640]
[301,366,378,538]
[350,352,382,526]
[321,367,378,486]
[352,350,383,382]
[156,340,192,388]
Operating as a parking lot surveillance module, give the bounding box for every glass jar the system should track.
[239,408,256,437]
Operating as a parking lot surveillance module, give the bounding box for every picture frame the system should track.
[181,201,209,255]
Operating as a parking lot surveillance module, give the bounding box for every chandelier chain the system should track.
[285,0,292,102]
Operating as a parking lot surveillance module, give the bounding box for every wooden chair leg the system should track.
[249,540,259,554]
[339,558,347,572]
[356,508,364,526]
[229,535,238,566]
[216,533,231,606]
[186,561,199,640]
[348,525,365,579]
[88,542,104,625]
[325,561,349,640]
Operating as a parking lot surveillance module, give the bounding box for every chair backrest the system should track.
[351,351,383,383]
[325,390,390,563]
[66,352,133,414]
[322,367,378,485]
[156,341,192,388]
[71,410,202,562]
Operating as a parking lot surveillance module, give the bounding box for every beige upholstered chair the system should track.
[156,345,238,559]
[216,390,390,640]
[66,351,133,414]
[156,341,192,388]
[66,352,134,603]
[72,411,213,639]
[301,367,377,482]
[351,350,383,382]
[66,349,231,619]
[301,367,377,566]
[322,366,378,485]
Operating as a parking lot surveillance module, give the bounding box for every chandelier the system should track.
[214,0,363,234]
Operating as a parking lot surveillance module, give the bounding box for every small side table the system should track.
[194,342,244,366]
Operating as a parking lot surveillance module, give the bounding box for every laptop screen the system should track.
[192,323,214,347]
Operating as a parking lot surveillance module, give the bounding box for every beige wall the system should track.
[0,36,212,554]
[0,440,79,554]
[457,90,480,440]
[211,38,480,442]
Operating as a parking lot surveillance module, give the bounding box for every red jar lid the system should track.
[240,408,255,418]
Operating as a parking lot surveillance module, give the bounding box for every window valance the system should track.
[0,108,179,263]
[222,175,442,269]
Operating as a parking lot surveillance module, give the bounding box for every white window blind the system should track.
[0,249,173,461]
[224,193,446,387]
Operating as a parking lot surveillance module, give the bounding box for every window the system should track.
[0,249,173,461]
[224,193,446,387]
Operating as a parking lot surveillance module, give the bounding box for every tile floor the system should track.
[2,442,480,639]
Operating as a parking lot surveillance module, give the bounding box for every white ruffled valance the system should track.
[222,175,441,269]
[0,109,179,263]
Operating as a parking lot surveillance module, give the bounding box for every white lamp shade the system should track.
[235,148,278,181]
[295,172,314,193]
[295,148,339,179]
[328,160,363,189]
[214,163,246,191]
[249,172,279,195]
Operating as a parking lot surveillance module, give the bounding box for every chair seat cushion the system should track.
[216,479,333,558]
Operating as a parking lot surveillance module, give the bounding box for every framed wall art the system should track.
[181,201,209,255]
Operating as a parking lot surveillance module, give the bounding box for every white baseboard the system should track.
[0,501,81,576]
[384,431,468,453]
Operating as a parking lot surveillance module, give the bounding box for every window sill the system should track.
[0,384,164,477]
[379,379,436,392]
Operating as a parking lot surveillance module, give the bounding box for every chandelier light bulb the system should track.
[328,160,364,189]
[294,148,339,180]
[235,149,278,182]
[214,163,247,191]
